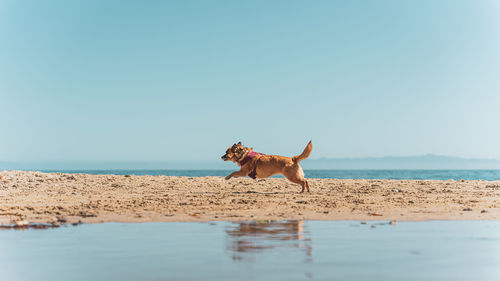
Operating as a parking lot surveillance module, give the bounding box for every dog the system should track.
[221,141,312,193]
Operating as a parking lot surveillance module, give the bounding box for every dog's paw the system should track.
[224,175,232,180]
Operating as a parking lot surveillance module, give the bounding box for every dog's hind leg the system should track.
[289,177,308,193]
[284,172,309,193]
[284,165,310,193]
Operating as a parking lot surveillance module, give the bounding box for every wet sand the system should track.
[1,171,499,225]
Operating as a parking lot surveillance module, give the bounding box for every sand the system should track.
[0,170,499,225]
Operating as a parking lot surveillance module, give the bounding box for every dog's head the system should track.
[221,141,247,163]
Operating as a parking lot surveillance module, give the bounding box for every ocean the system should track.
[40,169,500,181]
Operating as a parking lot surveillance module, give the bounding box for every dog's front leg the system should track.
[225,170,248,180]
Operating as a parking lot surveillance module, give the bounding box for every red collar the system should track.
[239,151,264,166]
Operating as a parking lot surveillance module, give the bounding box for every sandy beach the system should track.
[1,170,499,225]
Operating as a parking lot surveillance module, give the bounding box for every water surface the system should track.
[1,221,499,281]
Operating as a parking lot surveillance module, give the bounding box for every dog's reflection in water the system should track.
[225,220,312,263]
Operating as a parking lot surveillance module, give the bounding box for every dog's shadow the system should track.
[231,190,304,195]
[232,190,280,195]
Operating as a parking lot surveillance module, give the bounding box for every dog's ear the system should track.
[238,141,242,145]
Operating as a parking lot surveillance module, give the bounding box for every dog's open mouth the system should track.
[221,154,229,161]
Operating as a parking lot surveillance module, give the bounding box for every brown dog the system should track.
[221,141,312,193]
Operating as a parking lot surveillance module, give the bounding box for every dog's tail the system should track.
[292,141,312,163]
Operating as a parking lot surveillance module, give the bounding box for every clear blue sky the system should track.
[1,0,499,163]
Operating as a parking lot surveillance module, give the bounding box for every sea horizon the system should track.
[12,168,500,181]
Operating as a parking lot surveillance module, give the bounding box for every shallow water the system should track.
[1,221,499,281]
[41,169,500,180]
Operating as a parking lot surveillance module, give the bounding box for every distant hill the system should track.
[1,155,500,170]
[302,154,500,169]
